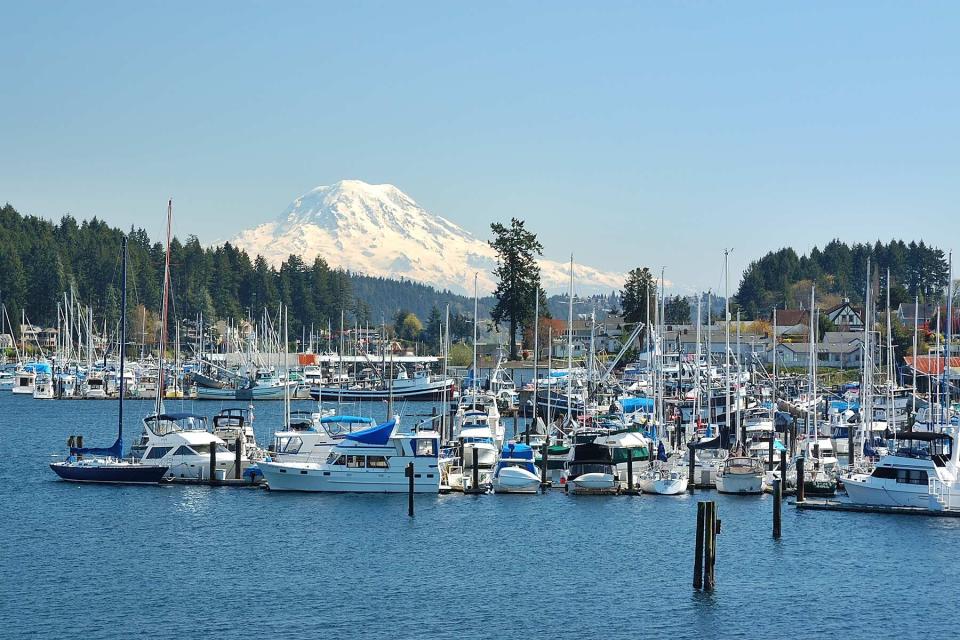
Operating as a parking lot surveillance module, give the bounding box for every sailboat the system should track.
[50,236,169,484]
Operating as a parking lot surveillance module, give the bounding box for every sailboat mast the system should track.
[566,255,573,423]
[155,199,172,417]
[810,284,817,441]
[118,236,128,453]
[533,292,540,422]
[945,251,954,425]
[472,273,479,408]
[724,250,731,445]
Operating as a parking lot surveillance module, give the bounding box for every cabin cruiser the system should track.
[843,431,958,508]
[715,456,765,494]
[492,442,541,494]
[258,418,441,493]
[0,370,13,388]
[267,412,375,463]
[685,434,728,488]
[211,407,265,461]
[131,412,251,480]
[11,364,36,395]
[33,370,54,399]
[637,463,689,495]
[566,442,618,495]
[84,371,109,399]
[593,430,650,487]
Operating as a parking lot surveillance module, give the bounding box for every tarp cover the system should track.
[501,442,534,460]
[321,415,375,424]
[345,419,396,446]
[621,397,654,413]
[71,437,123,459]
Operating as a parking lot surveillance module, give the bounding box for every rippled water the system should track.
[1,393,956,639]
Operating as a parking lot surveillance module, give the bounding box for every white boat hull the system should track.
[638,477,689,495]
[716,472,765,495]
[843,475,930,508]
[463,444,498,468]
[568,473,618,495]
[259,461,440,493]
[492,466,541,494]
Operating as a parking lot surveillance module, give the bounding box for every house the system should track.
[897,302,939,330]
[774,339,862,369]
[773,309,809,339]
[824,298,864,331]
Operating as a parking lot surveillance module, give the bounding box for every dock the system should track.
[795,498,960,517]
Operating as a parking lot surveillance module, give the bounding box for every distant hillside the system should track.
[0,202,492,343]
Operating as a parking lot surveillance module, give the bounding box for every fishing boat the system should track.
[309,364,454,401]
[566,442,619,495]
[257,418,442,493]
[715,456,765,494]
[492,442,540,494]
[50,236,169,485]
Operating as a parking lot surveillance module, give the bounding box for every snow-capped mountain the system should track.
[230,180,623,295]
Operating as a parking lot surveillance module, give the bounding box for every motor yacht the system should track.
[566,442,618,495]
[492,442,540,494]
[131,412,250,480]
[258,418,441,493]
[715,456,765,494]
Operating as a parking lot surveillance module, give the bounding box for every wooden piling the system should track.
[513,411,518,440]
[796,457,805,503]
[625,448,636,495]
[767,435,774,472]
[688,445,696,492]
[234,436,242,480]
[406,462,415,517]
[209,439,217,486]
[773,478,782,539]
[472,450,480,492]
[693,501,705,590]
[540,438,550,488]
[704,501,717,590]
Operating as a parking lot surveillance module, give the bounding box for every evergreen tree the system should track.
[488,218,543,360]
[621,267,656,343]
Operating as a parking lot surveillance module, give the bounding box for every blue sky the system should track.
[1,1,956,293]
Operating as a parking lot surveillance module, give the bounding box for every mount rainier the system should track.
[230,180,624,295]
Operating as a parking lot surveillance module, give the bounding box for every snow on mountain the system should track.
[229,179,624,295]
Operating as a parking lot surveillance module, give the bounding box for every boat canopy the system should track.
[345,419,396,446]
[593,431,649,448]
[501,442,534,459]
[895,430,952,442]
[621,397,654,413]
[320,415,375,425]
[689,435,723,450]
[156,412,206,421]
[71,436,123,459]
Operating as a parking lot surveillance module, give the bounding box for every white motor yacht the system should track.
[84,371,109,399]
[566,442,618,495]
[843,430,958,509]
[267,412,375,463]
[258,418,441,493]
[12,366,35,395]
[33,371,54,399]
[715,456,765,494]
[131,412,250,480]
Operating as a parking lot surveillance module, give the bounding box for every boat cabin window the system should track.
[276,436,303,454]
[346,455,364,468]
[145,446,172,460]
[327,453,346,465]
[173,445,197,457]
[414,438,437,457]
[367,456,389,468]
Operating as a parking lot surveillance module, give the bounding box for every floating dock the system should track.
[795,498,960,517]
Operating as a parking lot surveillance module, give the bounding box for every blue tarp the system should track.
[71,436,123,459]
[345,419,396,446]
[657,441,668,462]
[621,397,655,413]
[501,442,534,460]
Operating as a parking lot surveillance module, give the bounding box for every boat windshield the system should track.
[462,437,494,445]
[572,463,612,475]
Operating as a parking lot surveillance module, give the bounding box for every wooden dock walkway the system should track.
[795,498,960,517]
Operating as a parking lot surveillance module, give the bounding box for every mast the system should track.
[118,236,128,455]
[707,291,713,428]
[912,295,919,403]
[155,199,172,417]
[472,272,479,408]
[547,326,553,427]
[533,292,540,422]
[945,251,953,428]
[886,269,895,443]
[566,255,574,424]
[695,295,702,424]
[724,249,731,446]
[772,307,777,427]
[860,258,872,460]
[810,284,817,443]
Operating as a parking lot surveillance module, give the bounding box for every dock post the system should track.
[767,436,774,472]
[513,411,518,440]
[406,462,415,517]
[626,448,635,494]
[540,438,550,489]
[688,445,696,493]
[704,501,717,590]
[209,439,217,486]
[235,436,242,480]
[693,501,705,589]
[847,425,855,468]
[780,449,787,491]
[796,457,805,503]
[472,450,480,492]
[773,478,782,539]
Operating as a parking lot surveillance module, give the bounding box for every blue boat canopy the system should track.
[621,397,654,413]
[320,415,375,424]
[345,419,396,446]
[501,442,534,459]
[71,436,123,459]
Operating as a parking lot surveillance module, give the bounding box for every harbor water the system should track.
[1,393,955,639]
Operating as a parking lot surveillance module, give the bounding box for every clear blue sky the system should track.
[1,1,956,293]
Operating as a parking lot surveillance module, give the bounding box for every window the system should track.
[367,456,389,468]
[415,439,437,457]
[280,436,303,454]
[173,445,197,457]
[327,453,345,465]
[145,447,172,459]
[191,444,210,455]
[897,469,928,485]
[346,455,364,468]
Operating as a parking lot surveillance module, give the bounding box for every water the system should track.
[1,393,956,639]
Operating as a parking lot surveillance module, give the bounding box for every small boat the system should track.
[492,442,540,494]
[83,370,109,399]
[32,370,55,399]
[715,456,765,494]
[637,465,689,495]
[566,442,618,495]
[258,418,442,493]
[11,364,36,394]
[50,236,169,485]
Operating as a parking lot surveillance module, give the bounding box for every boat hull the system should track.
[638,477,689,495]
[492,467,541,494]
[843,476,929,508]
[716,473,765,495]
[568,473,618,495]
[310,382,453,401]
[259,461,440,493]
[197,383,295,401]
[50,461,169,484]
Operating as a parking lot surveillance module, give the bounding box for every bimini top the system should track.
[895,430,952,443]
[345,419,397,446]
[501,442,534,460]
[322,415,375,425]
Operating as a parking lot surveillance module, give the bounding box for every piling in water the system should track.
[773,478,782,539]
[796,457,805,503]
[406,462,414,517]
[209,439,217,486]
[234,436,242,480]
[693,502,705,590]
